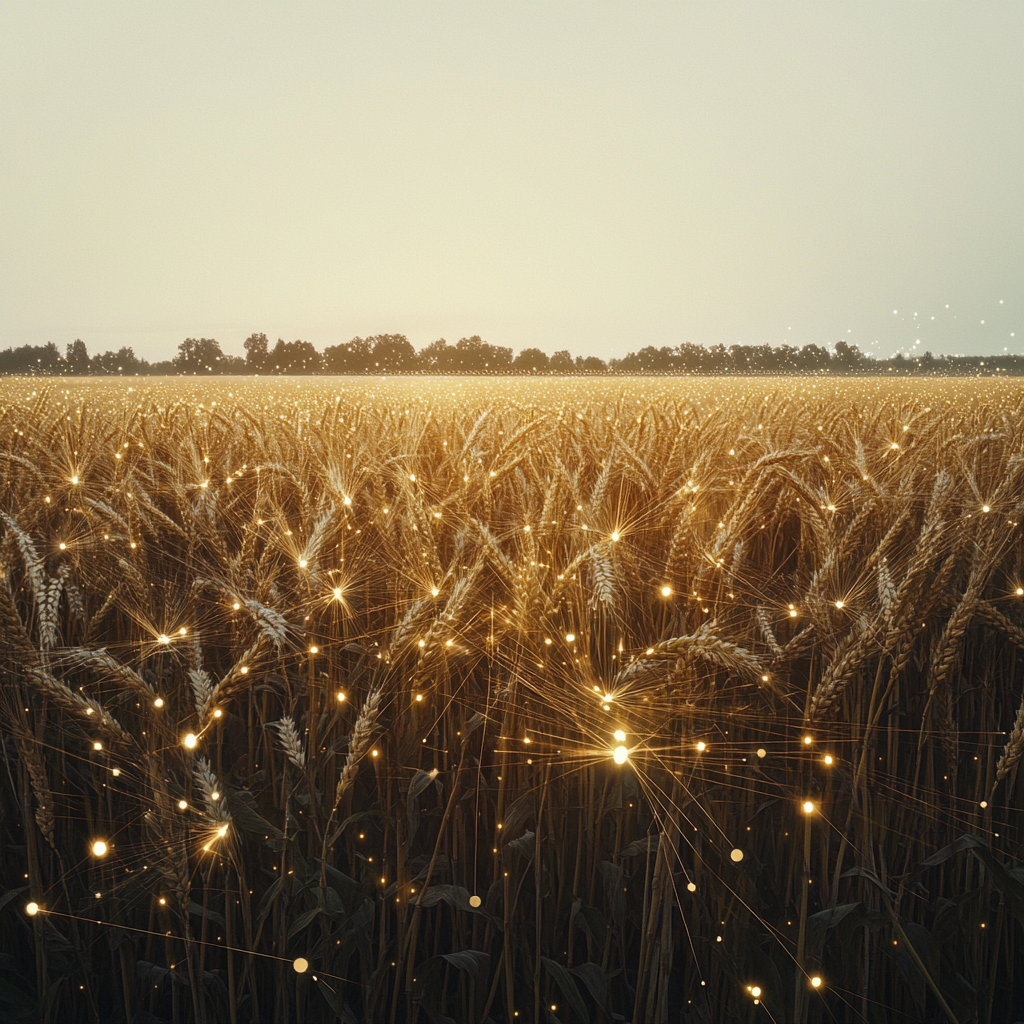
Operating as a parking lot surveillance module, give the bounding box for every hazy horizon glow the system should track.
[2,4,1021,361]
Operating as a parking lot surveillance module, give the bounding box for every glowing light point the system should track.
[1017,587,1024,596]
[757,748,766,758]
[154,698,164,708]
[430,587,439,597]
[980,800,988,809]
[982,505,991,513]
[333,588,342,599]
[803,801,815,814]
[730,848,744,862]
[686,882,696,892]
[59,542,67,551]
[298,559,308,569]
[803,736,813,745]
[613,746,628,764]
[293,958,309,974]
[93,741,102,751]
[696,741,706,752]
[565,633,575,643]
[610,531,620,542]
[661,585,672,597]
[751,986,762,998]
[70,475,79,485]
[26,902,39,916]
[309,646,318,654]
[469,895,482,908]
[613,729,626,742]
[183,733,198,750]
[834,600,844,609]
[91,840,108,857]
[158,634,170,645]
[232,602,240,610]
[811,976,822,989]
[178,800,188,811]
[824,755,834,765]
[337,692,346,702]
[217,824,229,837]
[213,709,222,718]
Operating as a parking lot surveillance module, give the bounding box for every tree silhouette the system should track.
[244,332,269,371]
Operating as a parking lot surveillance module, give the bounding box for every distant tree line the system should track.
[2,334,1023,377]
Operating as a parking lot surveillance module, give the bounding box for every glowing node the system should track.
[803,736,813,745]
[70,475,78,485]
[111,768,120,777]
[761,674,769,683]
[154,698,164,708]
[217,824,229,837]
[415,694,423,702]
[211,791,220,801]
[687,882,696,892]
[834,600,844,609]
[980,800,988,809]
[696,741,706,752]
[240,666,248,674]
[613,746,628,765]
[333,588,342,599]
[982,505,991,513]
[824,755,833,765]
[179,627,187,635]
[565,633,575,642]
[756,748,766,758]
[1016,587,1023,596]
[730,848,744,862]
[93,741,102,751]
[233,602,240,610]
[183,733,198,750]
[803,801,815,814]
[26,902,39,916]
[158,635,170,645]
[91,840,108,857]
[213,709,222,718]
[298,559,308,568]
[789,609,798,617]
[59,542,67,551]
[431,587,439,597]
[178,800,188,811]
[337,692,346,702]
[610,531,620,542]
[811,976,822,989]
[371,749,379,757]
[469,895,482,908]
[751,986,761,998]
[293,958,309,974]
[309,646,318,654]
[660,585,672,597]
[613,729,626,742]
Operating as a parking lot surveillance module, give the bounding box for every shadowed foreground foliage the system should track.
[1,376,1024,1024]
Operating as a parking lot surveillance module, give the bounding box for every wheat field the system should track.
[1,375,1023,1024]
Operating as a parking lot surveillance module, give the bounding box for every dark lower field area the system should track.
[2,376,1023,1023]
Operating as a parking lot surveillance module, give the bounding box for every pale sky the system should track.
[1,3,1021,362]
